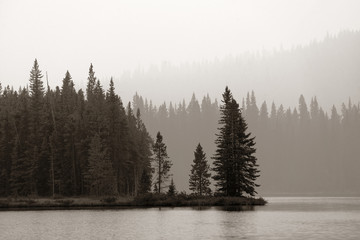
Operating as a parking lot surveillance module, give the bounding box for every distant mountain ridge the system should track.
[120,30,360,110]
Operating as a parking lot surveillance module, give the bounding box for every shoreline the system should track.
[0,195,267,211]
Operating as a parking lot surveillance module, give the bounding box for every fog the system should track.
[1,0,360,107]
[1,0,360,196]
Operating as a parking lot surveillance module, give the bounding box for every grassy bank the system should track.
[0,194,266,211]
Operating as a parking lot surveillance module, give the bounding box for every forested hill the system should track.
[120,30,360,110]
[0,62,154,197]
[133,92,360,195]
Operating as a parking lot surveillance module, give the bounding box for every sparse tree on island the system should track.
[152,132,172,193]
[212,86,260,197]
[189,143,211,196]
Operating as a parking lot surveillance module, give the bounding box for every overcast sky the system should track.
[1,0,359,104]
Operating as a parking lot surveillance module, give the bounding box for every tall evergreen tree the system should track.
[212,87,260,196]
[134,108,153,196]
[58,71,78,196]
[28,59,45,195]
[105,78,129,194]
[152,132,172,193]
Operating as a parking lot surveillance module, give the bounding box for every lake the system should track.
[1,197,360,239]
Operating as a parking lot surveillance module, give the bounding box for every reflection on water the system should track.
[1,197,360,240]
[191,206,212,211]
[217,205,255,211]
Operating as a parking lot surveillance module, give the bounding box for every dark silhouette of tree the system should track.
[153,131,172,193]
[105,78,129,194]
[28,59,46,195]
[189,143,211,196]
[213,87,260,196]
[86,63,96,102]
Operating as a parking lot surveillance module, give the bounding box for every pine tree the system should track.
[212,87,260,197]
[134,108,153,196]
[189,143,211,196]
[153,132,172,193]
[105,78,129,194]
[28,59,45,195]
[126,102,140,196]
[86,63,96,102]
[59,71,78,196]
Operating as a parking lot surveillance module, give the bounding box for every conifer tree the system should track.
[189,143,211,196]
[105,78,129,194]
[153,132,172,193]
[134,108,153,196]
[212,87,260,196]
[28,59,45,195]
[86,63,96,102]
[58,71,78,196]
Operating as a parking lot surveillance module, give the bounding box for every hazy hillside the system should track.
[121,31,360,111]
[134,91,360,196]
[128,31,360,195]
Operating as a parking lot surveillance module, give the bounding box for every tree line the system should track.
[0,60,261,198]
[133,90,360,195]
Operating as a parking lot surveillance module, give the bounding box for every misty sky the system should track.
[1,0,360,105]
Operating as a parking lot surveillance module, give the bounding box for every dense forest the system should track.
[0,60,262,198]
[0,60,154,197]
[133,91,360,195]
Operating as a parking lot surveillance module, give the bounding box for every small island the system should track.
[0,61,265,210]
[0,194,266,211]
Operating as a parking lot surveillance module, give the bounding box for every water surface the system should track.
[1,197,360,239]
